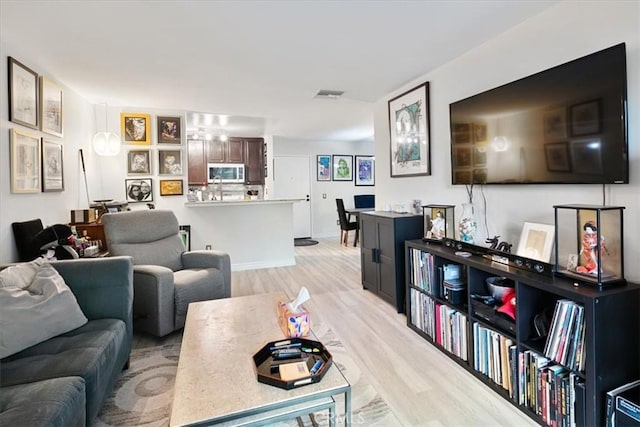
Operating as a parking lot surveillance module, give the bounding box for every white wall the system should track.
[373,1,640,281]
[272,136,374,238]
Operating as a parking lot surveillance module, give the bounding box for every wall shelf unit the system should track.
[405,239,639,426]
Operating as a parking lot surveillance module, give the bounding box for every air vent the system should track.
[314,89,344,99]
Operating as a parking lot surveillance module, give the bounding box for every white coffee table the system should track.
[170,292,351,426]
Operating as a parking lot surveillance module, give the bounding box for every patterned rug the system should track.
[94,327,397,426]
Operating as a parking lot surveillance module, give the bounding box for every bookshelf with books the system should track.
[405,239,640,426]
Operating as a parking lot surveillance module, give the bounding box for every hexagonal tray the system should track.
[252,337,332,390]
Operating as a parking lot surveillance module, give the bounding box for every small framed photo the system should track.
[157,115,182,144]
[570,100,601,136]
[127,150,151,174]
[40,77,63,137]
[158,149,183,175]
[472,123,487,143]
[570,139,603,175]
[454,145,472,168]
[42,139,64,192]
[473,145,487,166]
[10,129,41,193]
[452,123,472,144]
[544,142,571,172]
[516,222,555,263]
[317,155,331,181]
[121,113,152,144]
[160,179,184,196]
[332,154,353,181]
[125,178,153,202]
[454,170,472,184]
[8,57,39,130]
[543,107,567,142]
[355,155,375,186]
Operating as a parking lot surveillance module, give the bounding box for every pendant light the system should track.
[92,103,121,156]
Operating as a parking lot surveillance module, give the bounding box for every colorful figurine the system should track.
[576,220,608,275]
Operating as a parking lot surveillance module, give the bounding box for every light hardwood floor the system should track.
[134,238,537,426]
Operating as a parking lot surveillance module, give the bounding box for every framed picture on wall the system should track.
[8,57,39,130]
[355,155,375,186]
[570,100,601,136]
[125,178,153,202]
[121,112,152,144]
[332,154,353,181]
[157,115,182,144]
[42,139,64,192]
[160,179,184,196]
[388,81,431,177]
[317,155,331,181]
[127,150,151,174]
[10,129,41,193]
[158,149,183,175]
[40,77,63,137]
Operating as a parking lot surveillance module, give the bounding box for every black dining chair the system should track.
[336,199,359,247]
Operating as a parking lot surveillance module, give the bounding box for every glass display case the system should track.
[554,204,626,289]
[422,204,455,242]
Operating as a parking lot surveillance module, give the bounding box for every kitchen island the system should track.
[179,199,303,270]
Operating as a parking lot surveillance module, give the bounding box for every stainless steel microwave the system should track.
[208,163,245,183]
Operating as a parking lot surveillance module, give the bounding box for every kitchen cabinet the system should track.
[187,139,207,186]
[207,138,244,163]
[244,138,264,185]
[360,211,423,312]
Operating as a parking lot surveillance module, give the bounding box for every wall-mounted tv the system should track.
[450,43,628,185]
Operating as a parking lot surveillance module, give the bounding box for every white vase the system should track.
[458,203,477,244]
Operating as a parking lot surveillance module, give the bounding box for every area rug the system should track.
[294,238,319,247]
[94,328,397,426]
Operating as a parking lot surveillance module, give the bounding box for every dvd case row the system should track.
[543,300,586,372]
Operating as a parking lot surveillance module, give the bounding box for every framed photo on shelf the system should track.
[158,149,183,175]
[127,149,151,174]
[388,81,431,177]
[40,77,63,137]
[544,142,571,172]
[355,155,375,186]
[10,129,41,193]
[516,222,555,263]
[160,179,184,196]
[8,57,39,130]
[41,139,64,192]
[317,155,331,181]
[121,112,151,145]
[125,178,153,202]
[570,99,601,136]
[332,154,353,181]
[157,115,182,144]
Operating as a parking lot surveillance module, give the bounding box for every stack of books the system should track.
[543,300,586,371]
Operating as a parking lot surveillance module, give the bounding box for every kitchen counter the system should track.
[185,199,303,207]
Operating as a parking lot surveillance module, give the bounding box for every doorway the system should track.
[272,156,312,239]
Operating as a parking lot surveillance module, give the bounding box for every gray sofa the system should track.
[0,256,133,426]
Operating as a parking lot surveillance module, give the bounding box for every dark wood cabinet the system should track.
[207,138,244,163]
[244,138,264,185]
[187,139,207,186]
[360,212,423,312]
[405,240,640,427]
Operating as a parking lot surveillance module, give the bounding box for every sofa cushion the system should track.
[0,318,127,422]
[0,259,88,358]
[0,377,85,427]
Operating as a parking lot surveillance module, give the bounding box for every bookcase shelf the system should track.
[405,239,640,426]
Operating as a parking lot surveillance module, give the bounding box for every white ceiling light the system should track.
[92,103,120,156]
[220,134,228,142]
[314,89,344,100]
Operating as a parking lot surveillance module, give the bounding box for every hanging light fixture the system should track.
[92,103,121,156]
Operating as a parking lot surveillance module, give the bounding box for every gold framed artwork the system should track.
[42,139,64,192]
[121,113,151,145]
[40,77,63,137]
[159,179,184,196]
[10,129,41,193]
[8,57,39,130]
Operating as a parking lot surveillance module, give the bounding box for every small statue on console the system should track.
[486,235,512,253]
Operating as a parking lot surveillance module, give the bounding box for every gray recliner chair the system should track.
[102,209,231,337]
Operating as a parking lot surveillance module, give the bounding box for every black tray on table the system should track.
[252,337,332,390]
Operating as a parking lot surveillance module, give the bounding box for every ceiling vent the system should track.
[314,89,344,99]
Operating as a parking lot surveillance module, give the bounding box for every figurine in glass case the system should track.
[576,220,608,275]
[429,210,446,239]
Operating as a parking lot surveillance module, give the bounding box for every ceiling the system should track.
[0,1,559,142]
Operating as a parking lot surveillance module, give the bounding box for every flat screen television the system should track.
[449,43,628,185]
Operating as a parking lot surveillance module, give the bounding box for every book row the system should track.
[543,299,586,372]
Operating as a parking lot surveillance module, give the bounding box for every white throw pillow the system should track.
[0,259,88,359]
